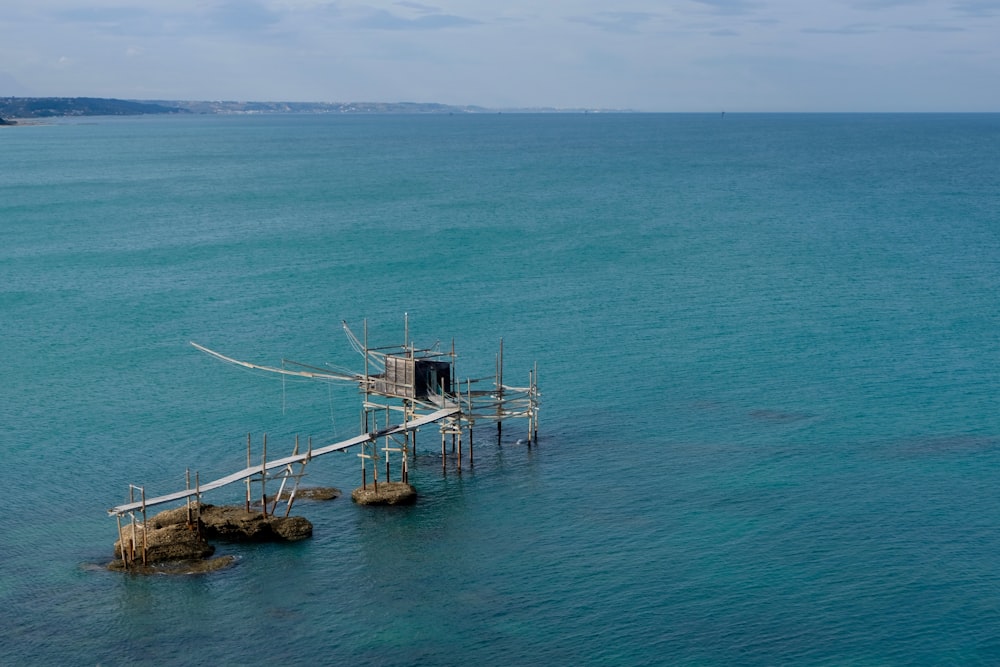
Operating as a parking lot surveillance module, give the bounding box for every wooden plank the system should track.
[108,406,460,516]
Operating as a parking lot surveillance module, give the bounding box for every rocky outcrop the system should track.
[113,521,215,564]
[351,482,417,505]
[267,487,342,502]
[109,501,317,573]
[198,505,313,542]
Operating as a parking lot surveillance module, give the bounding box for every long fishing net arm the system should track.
[189,341,359,382]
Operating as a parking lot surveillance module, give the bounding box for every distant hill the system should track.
[161,100,493,114]
[0,97,626,119]
[0,97,188,118]
[0,97,489,118]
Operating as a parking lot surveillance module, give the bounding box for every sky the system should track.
[1,1,998,111]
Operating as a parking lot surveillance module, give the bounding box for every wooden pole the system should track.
[284,436,309,518]
[245,433,251,512]
[409,400,417,460]
[527,368,534,447]
[186,468,192,525]
[128,486,137,565]
[527,369,532,444]
[373,438,379,493]
[497,338,504,441]
[195,472,201,533]
[116,513,127,570]
[261,433,268,518]
[403,401,410,468]
[140,487,148,566]
[533,361,539,442]
[363,319,369,402]
[272,435,299,515]
[467,379,474,466]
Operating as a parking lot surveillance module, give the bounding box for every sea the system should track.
[1,112,999,666]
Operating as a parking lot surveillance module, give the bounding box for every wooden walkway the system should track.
[108,406,460,516]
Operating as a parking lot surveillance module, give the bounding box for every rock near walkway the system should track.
[109,502,314,573]
[351,482,417,505]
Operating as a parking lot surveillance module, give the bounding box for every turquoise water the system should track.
[2,113,1000,665]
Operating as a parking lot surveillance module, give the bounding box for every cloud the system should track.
[353,7,479,30]
[50,5,169,37]
[896,22,964,31]
[206,0,282,32]
[951,0,1000,15]
[802,23,881,34]
[53,6,150,22]
[849,0,928,7]
[568,11,659,34]
[689,0,760,15]
[393,1,440,13]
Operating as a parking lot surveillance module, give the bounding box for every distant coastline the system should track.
[0,96,629,120]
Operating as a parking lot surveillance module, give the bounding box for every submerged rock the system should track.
[351,482,417,506]
[265,486,342,502]
[107,555,236,575]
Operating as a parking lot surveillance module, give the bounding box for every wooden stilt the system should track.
[271,435,299,515]
[195,472,201,533]
[116,513,127,570]
[385,406,391,482]
[245,433,251,512]
[140,486,148,566]
[467,379,474,466]
[186,468,192,526]
[260,433,268,518]
[128,486,137,565]
[533,361,539,442]
[497,337,504,442]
